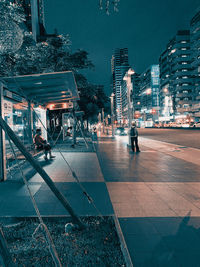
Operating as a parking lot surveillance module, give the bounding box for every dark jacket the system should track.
[130,126,138,137]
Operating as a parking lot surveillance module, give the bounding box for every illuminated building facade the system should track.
[190,10,200,118]
[139,65,160,122]
[111,48,129,123]
[159,30,194,119]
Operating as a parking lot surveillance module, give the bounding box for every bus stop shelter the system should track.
[0,71,79,181]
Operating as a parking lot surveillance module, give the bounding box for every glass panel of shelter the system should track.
[2,91,47,179]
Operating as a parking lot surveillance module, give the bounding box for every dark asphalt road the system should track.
[138,128,200,149]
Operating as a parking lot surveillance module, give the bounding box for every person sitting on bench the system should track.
[34,129,55,160]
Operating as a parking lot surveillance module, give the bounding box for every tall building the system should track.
[159,30,194,120]
[111,48,129,122]
[139,65,160,122]
[120,72,141,123]
[14,0,46,41]
[190,10,200,118]
[131,73,141,114]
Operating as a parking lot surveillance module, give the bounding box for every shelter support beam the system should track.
[0,83,6,181]
[28,101,33,145]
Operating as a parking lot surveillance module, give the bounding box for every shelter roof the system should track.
[1,71,79,105]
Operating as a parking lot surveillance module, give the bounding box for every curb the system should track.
[113,215,133,267]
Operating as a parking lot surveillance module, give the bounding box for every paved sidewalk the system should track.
[96,136,200,266]
[1,136,200,266]
[0,151,113,217]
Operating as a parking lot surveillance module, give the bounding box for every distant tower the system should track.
[111,48,129,123]
[14,0,46,41]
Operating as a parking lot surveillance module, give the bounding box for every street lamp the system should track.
[110,93,115,137]
[123,68,135,145]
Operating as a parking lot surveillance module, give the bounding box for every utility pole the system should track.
[102,108,105,134]
[110,93,115,137]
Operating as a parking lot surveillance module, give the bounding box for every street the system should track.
[139,128,200,149]
[96,132,200,266]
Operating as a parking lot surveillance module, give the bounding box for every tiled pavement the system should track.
[96,136,200,266]
[1,136,200,266]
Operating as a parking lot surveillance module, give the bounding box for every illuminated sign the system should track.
[48,102,73,110]
[151,65,160,87]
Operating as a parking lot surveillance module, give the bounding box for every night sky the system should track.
[44,0,200,94]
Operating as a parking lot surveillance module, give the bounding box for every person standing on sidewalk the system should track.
[129,122,140,153]
[92,126,98,142]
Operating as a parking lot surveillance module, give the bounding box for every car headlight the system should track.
[116,130,120,134]
[124,130,127,134]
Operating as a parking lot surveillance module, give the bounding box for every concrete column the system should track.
[0,82,6,181]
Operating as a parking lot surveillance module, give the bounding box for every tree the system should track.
[0,0,25,55]
[0,0,108,126]
[76,74,109,124]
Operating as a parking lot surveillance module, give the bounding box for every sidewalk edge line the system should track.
[113,215,134,267]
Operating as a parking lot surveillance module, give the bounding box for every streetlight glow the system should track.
[146,88,152,95]
[128,69,135,75]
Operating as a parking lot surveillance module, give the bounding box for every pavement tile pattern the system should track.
[1,135,200,266]
[96,136,200,267]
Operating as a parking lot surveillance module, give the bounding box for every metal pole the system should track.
[28,101,33,145]
[127,76,132,146]
[0,83,6,181]
[102,108,105,134]
[0,116,85,230]
[111,95,114,137]
[72,111,77,146]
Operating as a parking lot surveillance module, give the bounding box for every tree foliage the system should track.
[76,74,109,122]
[0,0,108,123]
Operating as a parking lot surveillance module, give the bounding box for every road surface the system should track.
[138,128,200,149]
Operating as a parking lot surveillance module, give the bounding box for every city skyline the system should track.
[44,0,199,93]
